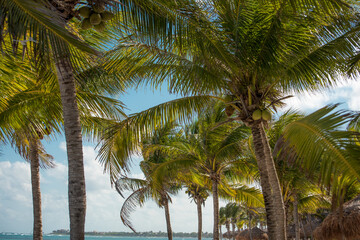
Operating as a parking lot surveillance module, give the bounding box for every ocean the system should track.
[0,234,210,240]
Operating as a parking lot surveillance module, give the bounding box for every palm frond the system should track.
[278,105,360,184]
[118,187,150,232]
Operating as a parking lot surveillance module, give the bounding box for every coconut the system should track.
[79,6,92,18]
[252,109,262,120]
[225,105,235,117]
[93,21,106,32]
[81,18,92,30]
[101,11,114,21]
[90,13,102,25]
[261,110,272,121]
[93,3,105,13]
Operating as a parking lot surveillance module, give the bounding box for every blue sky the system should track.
[0,80,359,234]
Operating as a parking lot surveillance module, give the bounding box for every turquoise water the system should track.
[0,235,208,240]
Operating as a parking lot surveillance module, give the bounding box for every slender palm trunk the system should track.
[293,195,300,240]
[212,178,220,240]
[163,199,173,240]
[301,218,307,240]
[231,222,236,240]
[225,222,230,239]
[196,199,202,240]
[249,213,253,240]
[251,122,286,240]
[220,225,223,240]
[307,214,314,240]
[30,138,42,240]
[55,55,86,240]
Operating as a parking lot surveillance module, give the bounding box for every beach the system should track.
[0,234,212,240]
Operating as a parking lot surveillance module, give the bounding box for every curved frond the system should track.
[279,105,360,184]
[119,187,150,232]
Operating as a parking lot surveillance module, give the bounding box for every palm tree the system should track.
[0,50,126,239]
[185,182,210,240]
[146,102,263,240]
[115,122,181,240]
[0,0,188,237]
[274,105,360,239]
[102,1,359,238]
[219,205,232,239]
[220,203,242,240]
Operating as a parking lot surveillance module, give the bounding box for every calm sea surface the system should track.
[0,235,211,240]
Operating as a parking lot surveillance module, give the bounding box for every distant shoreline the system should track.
[51,230,213,238]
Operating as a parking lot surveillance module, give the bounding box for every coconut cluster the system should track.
[252,109,272,121]
[79,3,114,32]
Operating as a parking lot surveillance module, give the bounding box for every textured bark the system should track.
[301,219,307,239]
[55,55,86,240]
[307,214,314,240]
[196,199,202,240]
[30,138,42,240]
[212,178,220,240]
[225,221,230,239]
[163,200,173,240]
[231,222,236,240]
[251,122,286,240]
[220,225,223,240]
[293,195,300,240]
[249,213,253,240]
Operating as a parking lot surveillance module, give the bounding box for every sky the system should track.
[0,79,360,234]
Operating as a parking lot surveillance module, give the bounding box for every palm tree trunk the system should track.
[212,178,220,240]
[220,224,223,240]
[293,195,300,240]
[225,222,230,239]
[231,222,236,240]
[55,55,86,240]
[251,122,286,240]
[307,214,314,240]
[300,218,307,240]
[249,213,253,240]
[163,199,173,240]
[30,138,42,240]
[197,199,202,240]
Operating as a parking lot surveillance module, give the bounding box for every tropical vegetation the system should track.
[1,0,360,240]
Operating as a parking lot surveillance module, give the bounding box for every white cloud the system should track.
[0,142,251,235]
[0,161,33,233]
[283,79,360,113]
[59,142,67,152]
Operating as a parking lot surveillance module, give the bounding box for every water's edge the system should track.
[0,234,212,240]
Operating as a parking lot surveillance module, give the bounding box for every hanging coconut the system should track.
[81,18,92,30]
[225,105,235,117]
[252,109,262,120]
[94,21,106,32]
[261,110,272,121]
[79,6,92,18]
[90,13,102,25]
[101,11,114,21]
[93,3,105,13]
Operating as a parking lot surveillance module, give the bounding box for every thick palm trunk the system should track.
[163,200,173,240]
[196,199,202,240]
[30,138,42,240]
[212,179,220,240]
[55,55,86,240]
[293,195,300,240]
[251,122,286,240]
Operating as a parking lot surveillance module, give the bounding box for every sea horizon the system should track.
[0,233,213,240]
